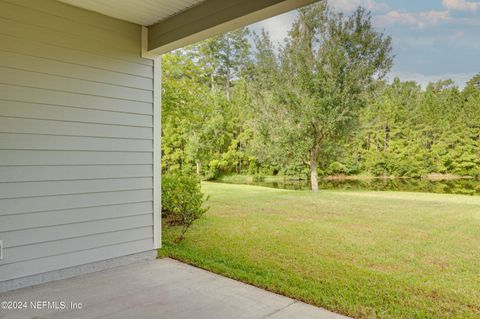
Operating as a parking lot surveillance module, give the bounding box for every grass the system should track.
[160,182,480,319]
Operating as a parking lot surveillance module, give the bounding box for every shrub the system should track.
[162,173,209,242]
[326,161,348,175]
[205,159,228,180]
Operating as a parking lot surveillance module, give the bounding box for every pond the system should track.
[216,177,480,195]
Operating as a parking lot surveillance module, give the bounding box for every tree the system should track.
[162,51,212,174]
[255,3,393,191]
[163,31,255,178]
[161,11,479,182]
[194,28,251,100]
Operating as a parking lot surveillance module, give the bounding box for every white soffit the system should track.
[57,0,206,26]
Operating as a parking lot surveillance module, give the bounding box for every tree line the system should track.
[162,2,480,190]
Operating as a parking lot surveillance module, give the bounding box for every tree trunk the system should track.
[309,143,320,192]
[195,161,201,176]
[225,76,231,101]
[210,73,215,91]
[383,123,390,152]
[309,129,322,192]
[310,160,319,192]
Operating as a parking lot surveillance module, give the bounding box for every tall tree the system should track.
[161,14,479,182]
[195,28,251,100]
[162,51,213,174]
[256,3,393,191]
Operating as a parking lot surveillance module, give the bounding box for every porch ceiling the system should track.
[57,0,206,26]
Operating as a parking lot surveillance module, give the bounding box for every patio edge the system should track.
[0,250,157,294]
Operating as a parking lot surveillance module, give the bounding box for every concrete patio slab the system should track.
[0,258,350,319]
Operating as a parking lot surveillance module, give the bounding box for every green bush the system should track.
[162,173,209,242]
[326,161,348,175]
[205,159,228,180]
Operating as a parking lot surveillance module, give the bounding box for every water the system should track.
[217,177,480,195]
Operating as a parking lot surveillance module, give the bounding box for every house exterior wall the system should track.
[0,0,156,284]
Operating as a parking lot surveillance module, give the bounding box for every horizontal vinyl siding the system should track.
[0,16,149,66]
[0,239,153,281]
[0,190,152,217]
[0,150,153,166]
[0,34,152,78]
[2,215,153,248]
[0,178,153,199]
[0,165,153,183]
[4,227,153,265]
[0,100,153,126]
[0,67,153,103]
[0,1,141,52]
[0,85,152,114]
[0,0,155,282]
[0,117,153,139]
[0,202,153,232]
[0,134,153,152]
[5,0,142,38]
[0,50,153,90]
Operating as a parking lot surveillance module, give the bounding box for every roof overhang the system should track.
[58,0,317,55]
[146,0,317,55]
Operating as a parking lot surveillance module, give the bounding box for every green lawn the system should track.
[160,182,480,319]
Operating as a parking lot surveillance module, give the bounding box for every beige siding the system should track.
[0,0,154,282]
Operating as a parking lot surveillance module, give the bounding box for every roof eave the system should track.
[145,0,317,55]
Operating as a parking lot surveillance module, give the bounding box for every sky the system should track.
[249,0,480,89]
